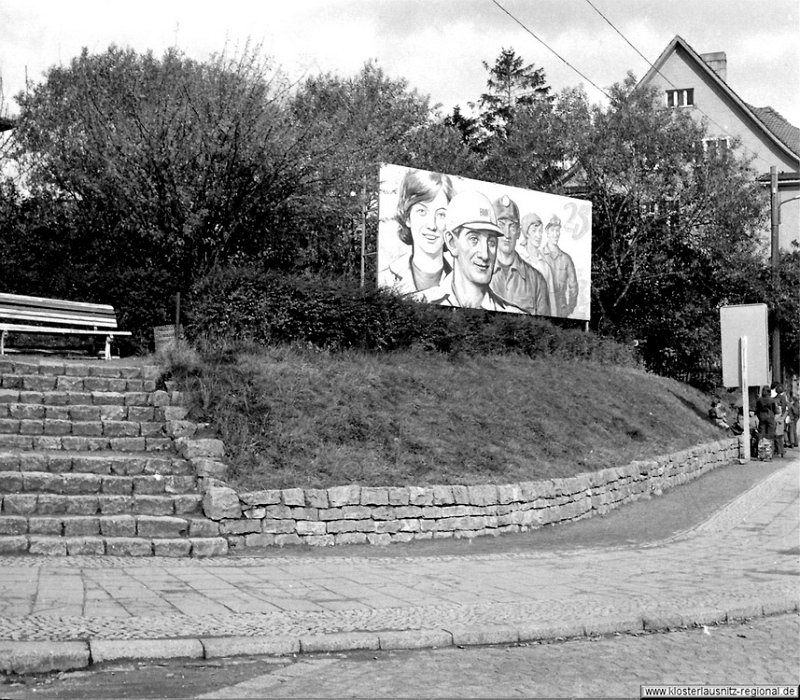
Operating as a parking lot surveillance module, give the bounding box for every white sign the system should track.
[720,304,769,387]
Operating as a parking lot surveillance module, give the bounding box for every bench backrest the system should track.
[0,293,120,330]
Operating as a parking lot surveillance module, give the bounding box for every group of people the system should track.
[381,169,579,317]
[714,383,800,460]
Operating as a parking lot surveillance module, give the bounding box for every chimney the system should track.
[700,51,727,82]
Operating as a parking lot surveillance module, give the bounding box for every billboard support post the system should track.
[739,336,750,462]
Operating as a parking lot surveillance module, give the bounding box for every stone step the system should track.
[0,434,176,451]
[0,402,188,422]
[1,491,203,516]
[0,450,194,476]
[0,373,159,393]
[0,417,168,438]
[0,359,161,382]
[0,532,228,557]
[0,388,183,407]
[0,470,199,496]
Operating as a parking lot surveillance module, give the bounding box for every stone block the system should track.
[341,505,371,520]
[262,519,297,534]
[387,486,410,505]
[61,473,101,495]
[305,488,329,508]
[188,518,219,537]
[0,535,28,553]
[71,422,103,437]
[137,515,189,538]
[192,459,229,480]
[327,484,361,507]
[264,504,293,519]
[408,486,434,506]
[103,421,141,438]
[36,494,68,514]
[496,483,522,504]
[190,537,228,557]
[0,472,23,493]
[282,488,305,506]
[99,405,126,421]
[243,533,275,548]
[98,495,134,515]
[296,520,326,536]
[100,515,137,537]
[28,536,67,555]
[101,476,133,495]
[65,495,100,515]
[202,486,241,520]
[360,486,389,506]
[219,519,261,535]
[176,438,225,459]
[0,516,27,535]
[166,420,196,438]
[63,517,100,536]
[468,484,498,506]
[432,485,455,505]
[153,539,192,557]
[0,640,90,674]
[28,517,63,535]
[66,537,105,555]
[133,475,166,495]
[173,495,203,515]
[273,533,303,546]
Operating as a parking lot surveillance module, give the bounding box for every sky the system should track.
[1,0,799,126]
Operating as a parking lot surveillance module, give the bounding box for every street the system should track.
[3,613,797,699]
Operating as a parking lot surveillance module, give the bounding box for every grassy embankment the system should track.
[175,344,730,491]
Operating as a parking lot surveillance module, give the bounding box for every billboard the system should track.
[377,163,592,321]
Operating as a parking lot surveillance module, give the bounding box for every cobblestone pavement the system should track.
[3,614,797,698]
[0,457,797,670]
[195,613,800,699]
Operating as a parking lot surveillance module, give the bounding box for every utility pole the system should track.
[770,166,781,383]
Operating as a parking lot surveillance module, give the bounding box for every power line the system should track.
[489,0,611,101]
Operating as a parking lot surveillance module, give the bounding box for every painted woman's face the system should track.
[406,189,449,257]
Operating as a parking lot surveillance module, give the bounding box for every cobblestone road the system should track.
[3,613,797,698]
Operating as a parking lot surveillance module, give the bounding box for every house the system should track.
[638,35,800,251]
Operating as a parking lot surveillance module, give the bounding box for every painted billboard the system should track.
[377,163,592,321]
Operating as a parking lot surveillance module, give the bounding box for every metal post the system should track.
[360,176,367,288]
[740,336,750,462]
[770,167,781,382]
[174,292,181,339]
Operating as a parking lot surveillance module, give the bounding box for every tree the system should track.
[478,48,552,140]
[9,45,309,290]
[574,74,769,379]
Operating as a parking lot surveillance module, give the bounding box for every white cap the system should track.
[446,190,503,236]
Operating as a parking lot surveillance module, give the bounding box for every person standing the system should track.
[489,195,550,316]
[755,387,776,461]
[541,215,578,317]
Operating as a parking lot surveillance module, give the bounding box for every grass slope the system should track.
[181,346,729,491]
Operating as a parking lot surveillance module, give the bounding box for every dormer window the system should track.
[666,89,694,107]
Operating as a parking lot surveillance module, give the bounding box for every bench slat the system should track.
[0,307,118,328]
[0,293,115,314]
[0,323,132,336]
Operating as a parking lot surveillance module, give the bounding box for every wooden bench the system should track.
[0,293,132,360]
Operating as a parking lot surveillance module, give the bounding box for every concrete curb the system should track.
[2,598,797,675]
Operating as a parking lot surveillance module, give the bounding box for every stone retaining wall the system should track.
[201,438,741,551]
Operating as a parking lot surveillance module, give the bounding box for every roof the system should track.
[0,116,14,132]
[639,35,800,162]
[747,106,800,157]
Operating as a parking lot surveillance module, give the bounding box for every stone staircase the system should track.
[0,356,228,556]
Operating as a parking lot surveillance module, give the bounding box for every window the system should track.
[666,88,694,107]
[703,137,729,157]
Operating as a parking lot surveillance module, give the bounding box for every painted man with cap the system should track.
[423,190,526,313]
[541,214,578,317]
[490,195,550,316]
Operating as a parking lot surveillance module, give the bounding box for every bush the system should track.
[185,265,641,366]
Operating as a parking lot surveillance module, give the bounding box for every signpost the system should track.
[720,304,769,461]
